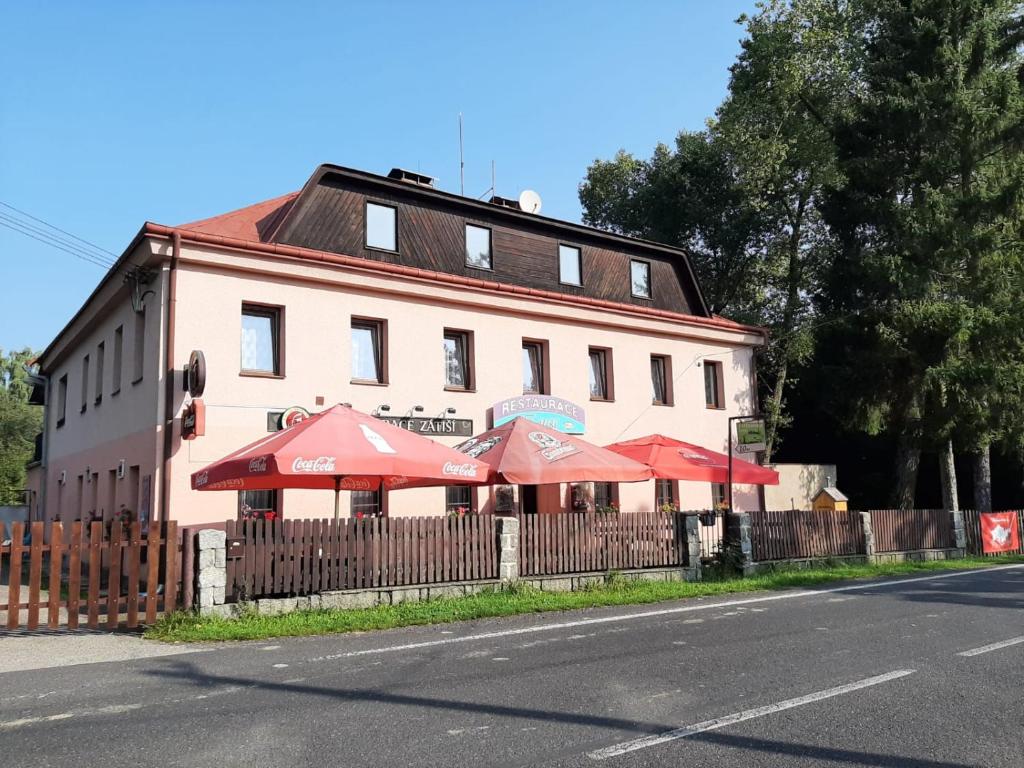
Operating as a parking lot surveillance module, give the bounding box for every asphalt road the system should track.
[0,565,1021,768]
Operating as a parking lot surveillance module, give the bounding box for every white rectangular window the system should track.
[112,325,123,394]
[133,309,146,383]
[352,319,385,383]
[559,244,582,286]
[95,342,104,404]
[81,354,90,412]
[630,259,651,298]
[241,305,282,375]
[465,224,492,269]
[366,202,397,251]
[443,330,472,389]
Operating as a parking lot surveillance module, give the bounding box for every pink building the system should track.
[27,165,767,527]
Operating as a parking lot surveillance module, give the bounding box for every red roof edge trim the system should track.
[144,223,768,339]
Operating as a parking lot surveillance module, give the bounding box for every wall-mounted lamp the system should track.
[446,407,457,415]
[373,404,391,416]
[414,405,425,413]
[341,402,352,408]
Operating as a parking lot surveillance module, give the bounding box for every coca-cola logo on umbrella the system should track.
[194,471,209,488]
[443,462,479,478]
[248,456,269,474]
[340,477,374,490]
[292,456,338,473]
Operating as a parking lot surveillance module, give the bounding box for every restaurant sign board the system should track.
[375,416,474,437]
[492,395,586,434]
[735,420,767,454]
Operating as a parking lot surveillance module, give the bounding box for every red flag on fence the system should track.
[980,512,1019,554]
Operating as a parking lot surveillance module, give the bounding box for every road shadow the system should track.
[142,659,977,768]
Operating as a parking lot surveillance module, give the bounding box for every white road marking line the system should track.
[272,663,289,668]
[588,670,916,760]
[0,703,143,731]
[305,565,1022,663]
[957,636,1024,657]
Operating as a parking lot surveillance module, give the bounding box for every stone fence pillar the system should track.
[496,516,519,584]
[196,529,227,614]
[950,510,967,552]
[860,511,876,563]
[726,512,754,576]
[683,514,702,581]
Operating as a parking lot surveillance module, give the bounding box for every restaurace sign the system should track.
[492,395,586,434]
[375,416,474,437]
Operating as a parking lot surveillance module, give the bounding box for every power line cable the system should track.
[0,218,114,269]
[0,212,116,267]
[0,200,120,260]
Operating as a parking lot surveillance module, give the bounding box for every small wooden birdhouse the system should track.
[812,487,849,512]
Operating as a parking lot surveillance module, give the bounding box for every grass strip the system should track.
[145,555,1024,643]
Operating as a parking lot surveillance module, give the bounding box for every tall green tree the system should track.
[0,348,41,496]
[580,0,855,461]
[821,0,1024,507]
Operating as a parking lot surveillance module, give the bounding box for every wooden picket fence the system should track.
[748,509,865,561]
[515,511,689,577]
[0,520,179,631]
[869,509,953,553]
[962,509,1024,556]
[225,515,497,601]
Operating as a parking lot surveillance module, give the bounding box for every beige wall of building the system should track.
[36,234,768,526]
[763,464,839,511]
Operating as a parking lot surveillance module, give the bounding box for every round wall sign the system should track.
[280,406,311,429]
[187,350,207,398]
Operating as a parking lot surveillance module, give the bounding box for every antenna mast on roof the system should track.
[458,113,465,196]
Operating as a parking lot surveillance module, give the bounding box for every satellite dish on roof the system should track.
[519,189,542,214]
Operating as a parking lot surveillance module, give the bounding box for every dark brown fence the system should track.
[749,509,865,561]
[869,509,954,553]
[516,511,689,577]
[1,520,179,631]
[226,515,497,601]
[962,509,1024,556]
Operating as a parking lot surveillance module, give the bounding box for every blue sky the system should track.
[0,1,755,353]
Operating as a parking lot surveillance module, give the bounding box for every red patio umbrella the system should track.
[604,434,779,485]
[190,404,488,519]
[443,418,654,485]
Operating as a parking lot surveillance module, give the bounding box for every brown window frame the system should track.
[94,341,105,406]
[56,374,68,428]
[80,354,90,413]
[364,200,399,253]
[240,302,285,378]
[112,325,123,396]
[588,346,614,402]
[351,487,387,518]
[522,339,550,395]
[351,317,388,385]
[593,481,618,512]
[464,223,493,271]
[558,243,583,287]
[711,482,728,510]
[443,329,475,391]
[445,485,475,515]
[651,354,673,406]
[132,308,146,385]
[704,360,725,409]
[630,258,652,299]
[655,479,679,511]
[238,489,281,520]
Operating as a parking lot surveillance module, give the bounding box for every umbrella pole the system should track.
[333,476,341,521]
